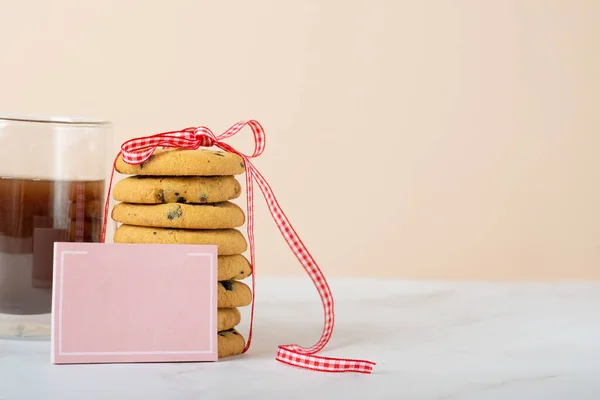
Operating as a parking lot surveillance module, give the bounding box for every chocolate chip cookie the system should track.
[115,149,245,176]
[218,254,252,281]
[218,308,241,332]
[113,175,242,204]
[218,280,252,308]
[113,225,248,255]
[111,202,245,229]
[218,328,245,358]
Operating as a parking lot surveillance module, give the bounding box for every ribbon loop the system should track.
[216,120,266,159]
[102,120,375,374]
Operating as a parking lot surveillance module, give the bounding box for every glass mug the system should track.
[0,115,112,339]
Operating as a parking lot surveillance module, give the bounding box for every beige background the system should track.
[0,1,598,280]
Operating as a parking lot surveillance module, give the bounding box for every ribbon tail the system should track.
[247,162,334,352]
[244,160,375,373]
[276,347,376,374]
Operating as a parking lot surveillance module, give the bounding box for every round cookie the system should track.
[218,328,246,358]
[111,202,245,229]
[113,225,248,255]
[115,149,245,176]
[113,175,242,204]
[218,281,252,308]
[218,255,252,281]
[218,308,241,331]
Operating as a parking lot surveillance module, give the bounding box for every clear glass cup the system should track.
[0,114,112,339]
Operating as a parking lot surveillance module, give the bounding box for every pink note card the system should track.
[51,242,218,364]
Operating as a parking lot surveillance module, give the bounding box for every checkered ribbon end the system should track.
[101,120,376,374]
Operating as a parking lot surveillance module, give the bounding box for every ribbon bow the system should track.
[101,120,375,374]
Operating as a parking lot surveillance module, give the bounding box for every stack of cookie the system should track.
[111,148,251,358]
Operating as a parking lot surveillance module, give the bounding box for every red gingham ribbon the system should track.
[101,121,375,374]
[74,183,85,242]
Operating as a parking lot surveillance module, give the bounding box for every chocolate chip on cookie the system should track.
[166,205,183,220]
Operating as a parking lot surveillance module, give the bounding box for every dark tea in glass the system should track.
[0,115,111,338]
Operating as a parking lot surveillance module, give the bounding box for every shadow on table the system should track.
[230,319,397,360]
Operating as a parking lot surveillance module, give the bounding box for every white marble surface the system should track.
[1,277,599,399]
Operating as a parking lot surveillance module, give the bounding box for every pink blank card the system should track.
[51,242,218,364]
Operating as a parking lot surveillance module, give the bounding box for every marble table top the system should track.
[1,277,599,399]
